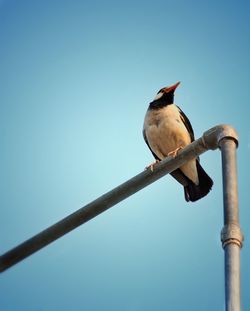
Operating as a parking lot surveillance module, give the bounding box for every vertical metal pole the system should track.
[220,138,243,311]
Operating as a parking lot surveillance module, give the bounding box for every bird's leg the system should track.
[145,159,160,172]
[167,146,183,158]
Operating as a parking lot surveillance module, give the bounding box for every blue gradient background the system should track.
[0,0,249,310]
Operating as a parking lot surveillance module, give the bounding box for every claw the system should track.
[145,160,160,172]
[167,146,183,158]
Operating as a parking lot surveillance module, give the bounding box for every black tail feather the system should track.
[184,161,213,202]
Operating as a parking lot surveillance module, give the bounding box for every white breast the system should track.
[143,104,190,158]
[143,104,199,185]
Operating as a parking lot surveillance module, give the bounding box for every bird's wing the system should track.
[177,106,195,142]
[143,128,161,161]
[176,105,201,163]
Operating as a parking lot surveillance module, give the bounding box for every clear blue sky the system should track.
[0,0,249,310]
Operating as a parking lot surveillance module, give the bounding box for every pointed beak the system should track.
[163,81,181,93]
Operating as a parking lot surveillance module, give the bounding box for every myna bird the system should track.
[143,82,213,202]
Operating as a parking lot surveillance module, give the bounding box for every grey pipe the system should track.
[0,124,244,311]
[0,134,209,272]
[220,139,244,311]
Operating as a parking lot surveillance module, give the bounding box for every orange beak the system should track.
[163,81,181,93]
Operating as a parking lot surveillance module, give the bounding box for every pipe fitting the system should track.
[221,224,244,248]
[202,124,239,150]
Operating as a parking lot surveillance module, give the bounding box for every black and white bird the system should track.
[143,82,213,202]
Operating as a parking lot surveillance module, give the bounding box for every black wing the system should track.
[177,106,195,142]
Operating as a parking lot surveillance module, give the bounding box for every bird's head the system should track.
[154,81,181,101]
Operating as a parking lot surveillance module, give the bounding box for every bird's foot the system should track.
[145,160,160,172]
[167,146,183,158]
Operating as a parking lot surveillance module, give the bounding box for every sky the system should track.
[0,0,249,310]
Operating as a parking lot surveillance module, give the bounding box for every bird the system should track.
[143,81,213,202]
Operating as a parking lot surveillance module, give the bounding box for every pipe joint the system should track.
[202,124,239,150]
[221,224,244,249]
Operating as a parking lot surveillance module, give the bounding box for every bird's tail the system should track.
[184,161,213,202]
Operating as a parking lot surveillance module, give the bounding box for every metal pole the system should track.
[0,135,208,272]
[0,124,243,287]
[220,138,243,311]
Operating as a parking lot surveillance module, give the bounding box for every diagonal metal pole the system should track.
[220,138,244,311]
[0,124,244,311]
[0,132,208,272]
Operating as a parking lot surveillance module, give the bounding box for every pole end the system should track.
[202,124,239,150]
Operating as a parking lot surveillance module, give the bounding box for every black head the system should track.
[149,81,180,110]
